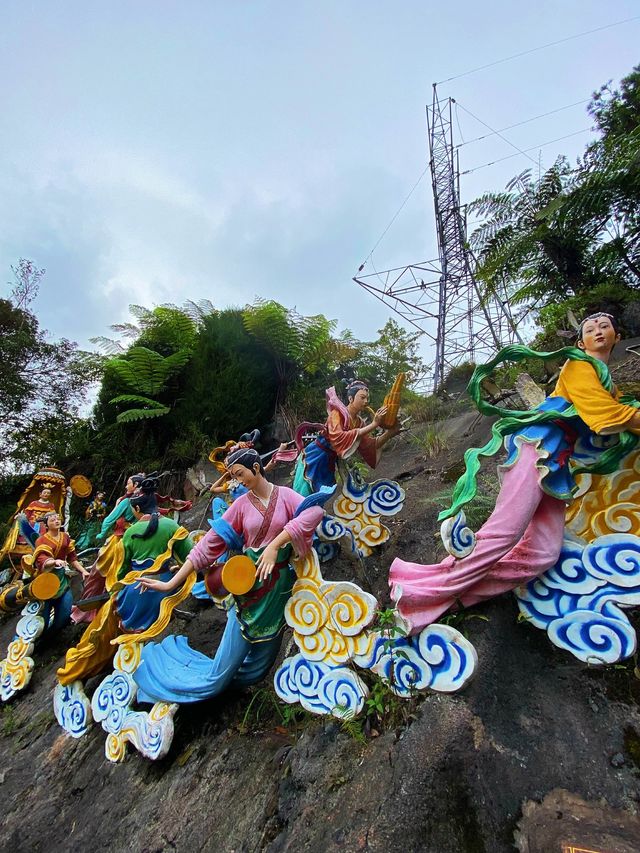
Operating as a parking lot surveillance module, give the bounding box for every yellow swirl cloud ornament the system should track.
[567,450,640,540]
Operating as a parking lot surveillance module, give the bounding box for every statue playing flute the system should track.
[292,378,407,558]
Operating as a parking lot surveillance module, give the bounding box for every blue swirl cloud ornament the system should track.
[516,532,640,664]
[274,654,367,718]
[417,624,478,692]
[582,534,640,587]
[91,671,136,734]
[547,608,637,664]
[366,479,405,517]
[53,681,92,738]
[355,624,477,698]
[440,511,476,558]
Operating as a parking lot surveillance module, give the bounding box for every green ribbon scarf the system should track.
[440,344,639,522]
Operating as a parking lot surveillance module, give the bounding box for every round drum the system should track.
[221,555,256,595]
[70,475,93,498]
[30,572,61,601]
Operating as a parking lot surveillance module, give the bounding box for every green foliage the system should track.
[242,299,357,407]
[1,706,19,736]
[470,65,640,327]
[168,309,279,447]
[0,262,105,474]
[411,424,450,458]
[426,474,499,534]
[108,347,191,396]
[238,686,312,735]
[402,390,467,423]
[440,610,490,638]
[91,302,201,356]
[106,346,191,424]
[350,319,426,393]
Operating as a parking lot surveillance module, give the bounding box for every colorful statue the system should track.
[0,466,67,579]
[134,447,478,731]
[132,446,328,704]
[51,447,479,760]
[53,474,194,760]
[95,473,146,543]
[293,380,400,495]
[24,486,57,533]
[0,512,88,701]
[389,313,640,653]
[75,491,108,552]
[293,380,406,557]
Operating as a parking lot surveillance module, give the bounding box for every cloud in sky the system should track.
[0,1,638,359]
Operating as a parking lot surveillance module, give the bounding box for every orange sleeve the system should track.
[326,410,360,459]
[552,361,639,435]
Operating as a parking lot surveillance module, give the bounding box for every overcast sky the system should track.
[0,1,638,361]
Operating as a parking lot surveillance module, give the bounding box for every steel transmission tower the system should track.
[354,85,521,391]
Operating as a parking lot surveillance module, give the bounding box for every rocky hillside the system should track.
[1,350,640,853]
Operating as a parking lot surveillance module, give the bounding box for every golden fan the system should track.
[379,373,405,429]
[70,475,93,498]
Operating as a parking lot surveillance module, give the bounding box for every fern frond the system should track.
[115,406,170,423]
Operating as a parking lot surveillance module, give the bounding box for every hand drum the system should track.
[205,554,256,597]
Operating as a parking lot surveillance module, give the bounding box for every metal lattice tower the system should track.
[354,85,521,391]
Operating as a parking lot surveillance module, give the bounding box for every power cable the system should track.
[357,164,430,271]
[436,16,640,84]
[455,101,539,166]
[461,127,593,174]
[456,98,590,148]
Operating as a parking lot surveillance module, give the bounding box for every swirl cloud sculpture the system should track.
[317,470,406,558]
[353,624,478,697]
[0,601,46,702]
[515,532,640,664]
[274,654,367,718]
[276,551,478,717]
[90,643,178,762]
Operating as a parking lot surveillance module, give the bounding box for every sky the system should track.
[0,1,638,363]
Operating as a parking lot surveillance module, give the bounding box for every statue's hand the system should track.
[373,405,388,426]
[137,576,174,593]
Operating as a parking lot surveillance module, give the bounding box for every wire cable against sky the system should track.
[461,127,593,174]
[456,98,590,148]
[455,101,539,166]
[436,15,640,84]
[357,164,430,270]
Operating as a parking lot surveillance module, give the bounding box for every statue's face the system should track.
[228,462,261,491]
[579,315,620,357]
[46,513,61,532]
[350,388,370,412]
[41,488,52,501]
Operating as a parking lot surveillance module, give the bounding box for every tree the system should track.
[353,319,426,393]
[469,158,602,306]
[469,65,640,340]
[0,266,104,474]
[108,346,192,422]
[564,67,640,287]
[242,299,357,408]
